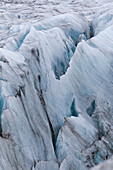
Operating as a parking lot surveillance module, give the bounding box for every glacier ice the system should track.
[91,156,113,170]
[0,0,113,170]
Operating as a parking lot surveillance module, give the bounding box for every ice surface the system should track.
[91,156,113,170]
[0,0,113,170]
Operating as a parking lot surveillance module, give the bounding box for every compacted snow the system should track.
[0,0,113,170]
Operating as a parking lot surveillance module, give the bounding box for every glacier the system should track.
[0,0,113,170]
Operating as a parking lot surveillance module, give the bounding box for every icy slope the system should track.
[91,156,113,170]
[0,0,113,170]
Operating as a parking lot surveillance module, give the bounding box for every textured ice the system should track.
[0,0,113,170]
[91,156,113,170]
